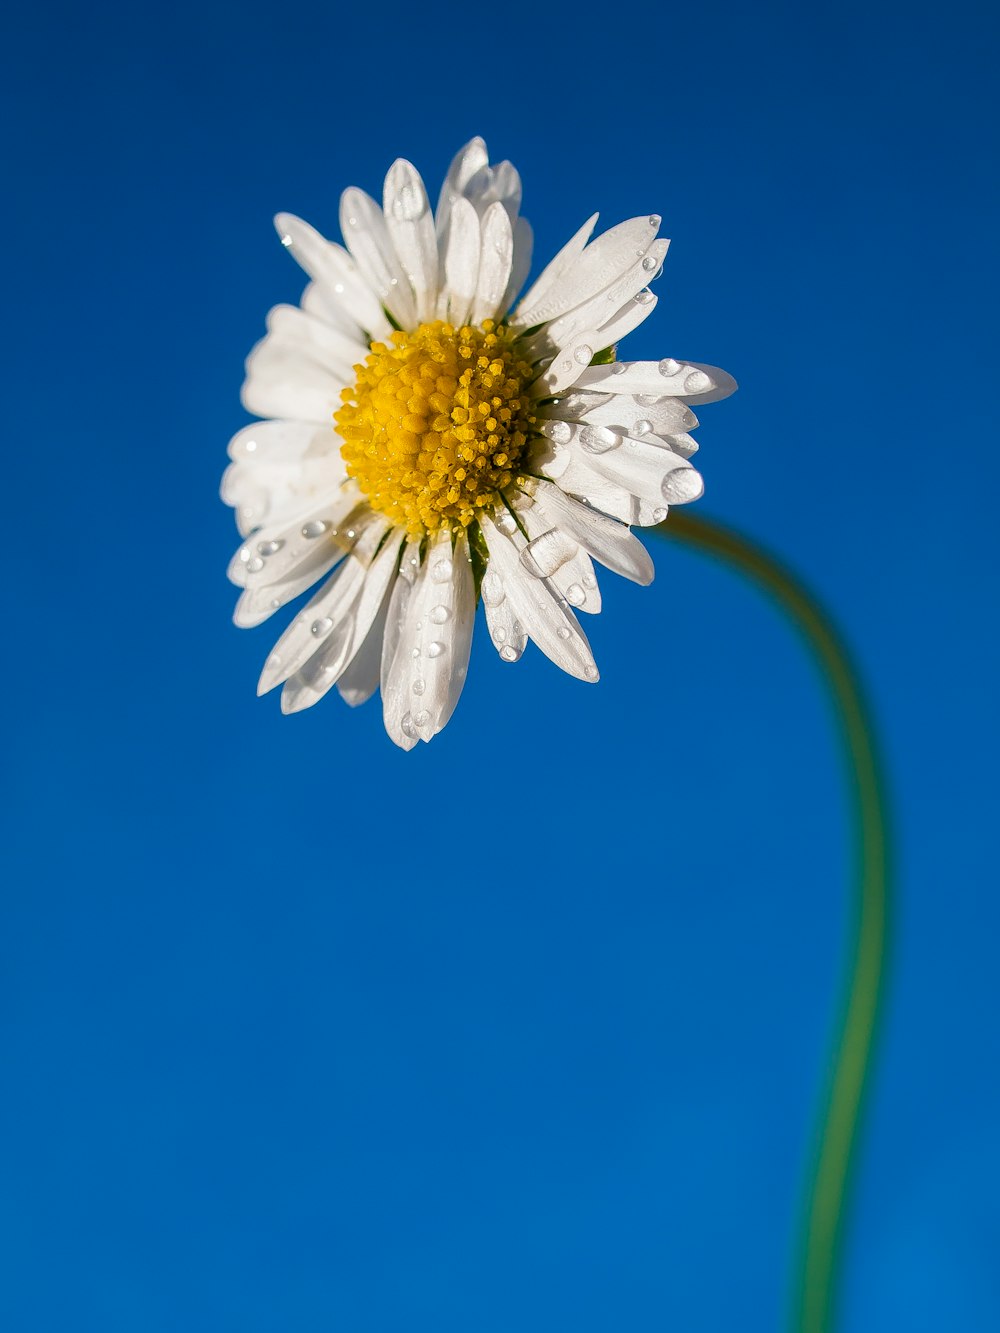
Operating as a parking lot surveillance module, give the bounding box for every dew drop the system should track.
[633,419,653,437]
[495,510,517,535]
[301,519,330,539]
[390,182,426,221]
[412,708,430,727]
[244,439,258,453]
[582,574,597,590]
[652,506,668,523]
[257,539,283,557]
[573,344,593,365]
[311,617,332,636]
[661,466,704,504]
[246,556,264,573]
[648,214,661,227]
[659,358,681,377]
[270,598,280,609]
[427,641,445,659]
[684,369,711,394]
[280,234,293,247]
[546,420,573,445]
[565,583,585,606]
[238,547,251,564]
[611,362,628,375]
[493,626,507,644]
[580,425,622,455]
[481,571,505,607]
[635,393,662,406]
[556,626,571,640]
[430,604,451,624]
[410,646,421,659]
[641,256,657,272]
[431,558,453,583]
[500,645,519,663]
[412,679,426,696]
[584,664,599,681]
[635,289,654,305]
[400,712,419,740]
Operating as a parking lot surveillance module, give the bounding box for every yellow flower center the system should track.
[335,319,536,535]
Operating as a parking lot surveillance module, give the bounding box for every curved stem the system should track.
[655,513,890,1333]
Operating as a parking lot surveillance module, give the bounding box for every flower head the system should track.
[222,138,735,749]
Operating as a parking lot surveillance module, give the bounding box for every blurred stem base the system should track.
[655,514,890,1333]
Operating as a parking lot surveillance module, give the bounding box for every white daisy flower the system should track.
[222,137,736,749]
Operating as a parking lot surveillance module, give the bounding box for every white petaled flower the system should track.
[222,138,735,750]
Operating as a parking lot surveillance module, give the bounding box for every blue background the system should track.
[2,0,997,1328]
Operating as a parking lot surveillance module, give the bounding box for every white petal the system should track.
[274,213,390,338]
[581,433,705,507]
[436,137,490,241]
[299,280,365,340]
[470,202,513,325]
[441,196,481,326]
[464,159,522,223]
[531,328,604,395]
[280,529,404,713]
[383,159,439,324]
[513,215,659,328]
[222,454,346,538]
[263,304,368,379]
[226,419,341,466]
[380,531,475,746]
[337,593,391,708]
[233,546,346,627]
[227,488,362,588]
[570,395,699,436]
[525,240,668,359]
[240,341,346,423]
[513,213,598,322]
[479,559,528,664]
[380,538,422,750]
[259,517,389,695]
[479,511,599,682]
[574,359,738,403]
[521,479,654,585]
[500,216,533,317]
[509,490,602,615]
[339,187,418,330]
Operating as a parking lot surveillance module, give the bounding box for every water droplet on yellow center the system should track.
[334,320,536,535]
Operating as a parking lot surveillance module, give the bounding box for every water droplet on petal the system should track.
[311,617,332,636]
[584,664,599,681]
[257,539,283,556]
[633,419,653,437]
[431,558,453,583]
[410,646,421,659]
[412,708,430,727]
[661,466,704,504]
[611,362,628,375]
[556,626,571,640]
[641,256,657,272]
[481,571,505,607]
[390,182,427,222]
[301,519,330,539]
[659,358,681,377]
[574,344,593,365]
[280,234,293,247]
[565,583,585,605]
[412,678,425,695]
[652,506,668,523]
[635,393,662,406]
[520,528,577,578]
[580,425,622,455]
[401,712,419,739]
[246,556,264,573]
[495,510,517,536]
[493,626,507,644]
[635,289,654,305]
[546,420,573,445]
[430,604,451,624]
[582,574,596,590]
[648,214,661,227]
[427,641,445,659]
[244,439,258,453]
[684,369,711,394]
[500,645,519,663]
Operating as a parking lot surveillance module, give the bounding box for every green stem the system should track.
[656,513,890,1333]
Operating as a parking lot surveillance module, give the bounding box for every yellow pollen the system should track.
[334,320,537,535]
